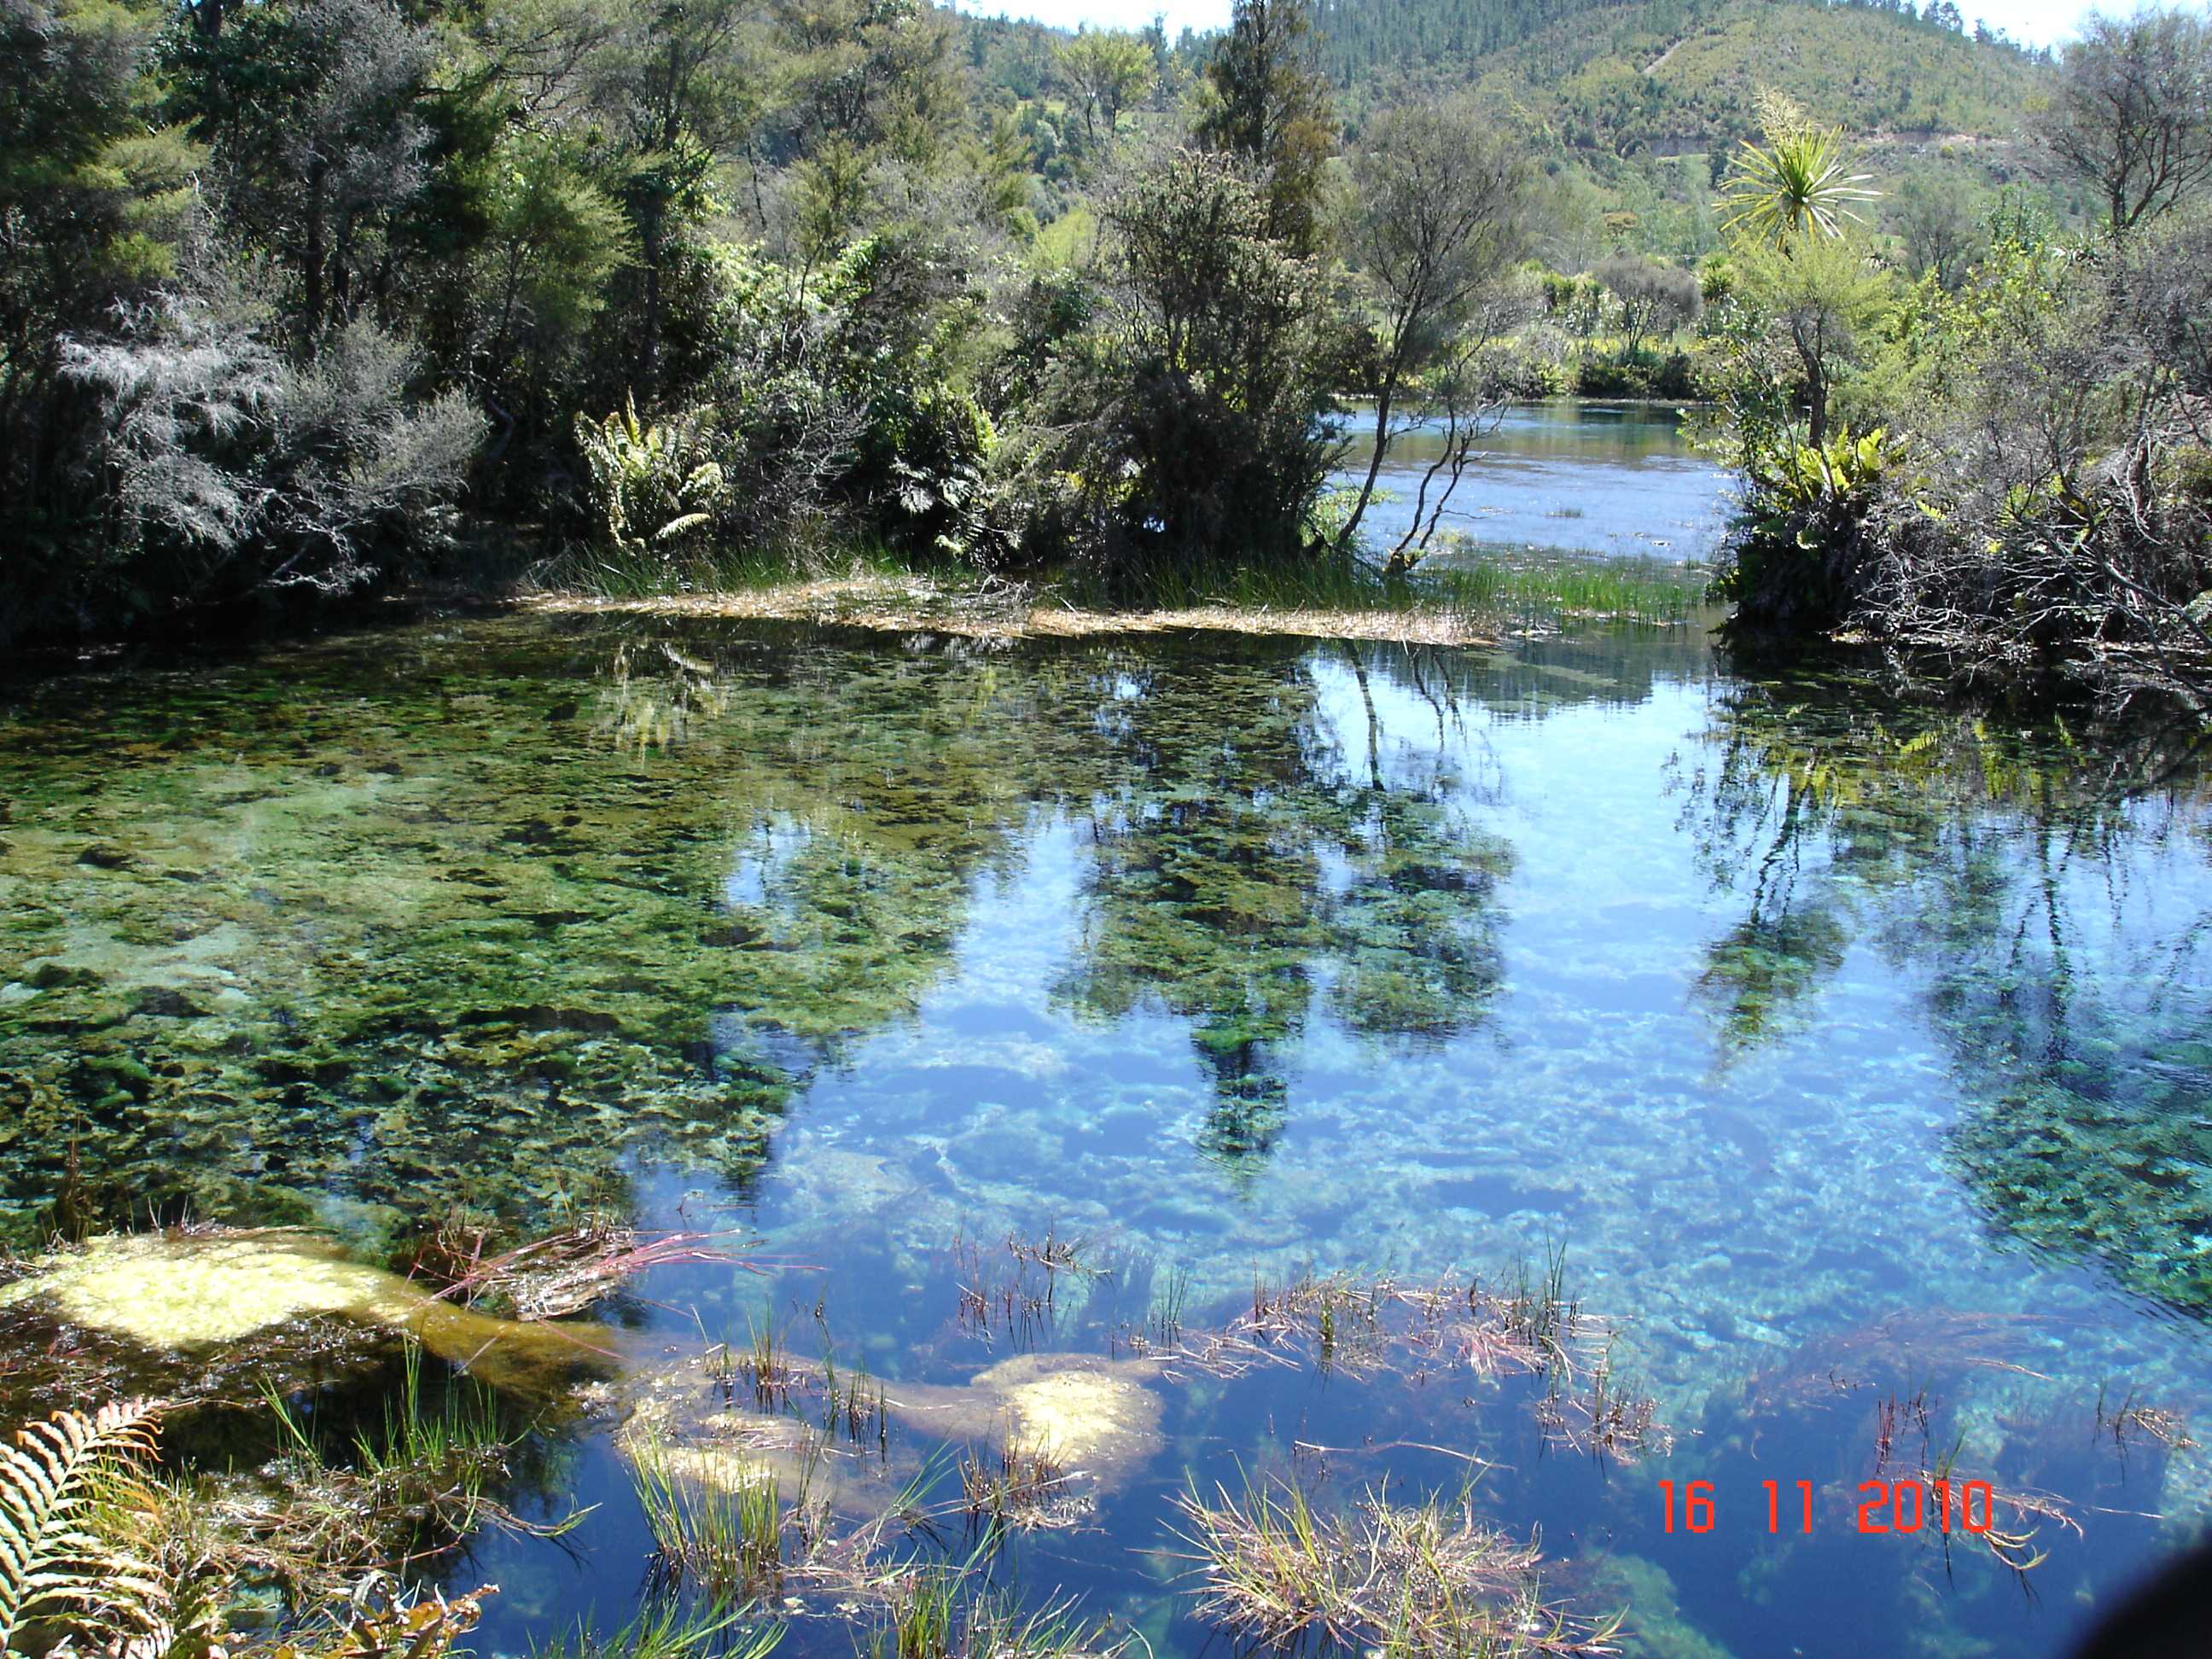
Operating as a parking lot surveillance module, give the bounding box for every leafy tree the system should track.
[1723,227,1891,454]
[474,131,630,416]
[1891,169,1988,288]
[1334,95,1533,560]
[0,0,202,533]
[789,137,876,287]
[1053,29,1153,149]
[772,0,963,166]
[169,0,438,351]
[1073,146,1333,578]
[1593,250,1700,359]
[2035,7,2212,236]
[585,0,764,399]
[967,112,1035,230]
[1194,0,1336,255]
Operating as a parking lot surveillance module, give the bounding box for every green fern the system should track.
[0,1399,167,1648]
[572,394,729,556]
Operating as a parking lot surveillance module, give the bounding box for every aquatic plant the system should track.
[263,1341,510,1526]
[629,1430,790,1598]
[868,1578,1131,1659]
[1170,1475,1624,1656]
[1163,1260,1668,1462]
[951,1231,1067,1350]
[1881,1447,2080,1579]
[2096,1384,2197,1453]
[1425,547,1708,628]
[741,1318,802,1412]
[953,1593,1131,1659]
[247,1341,581,1602]
[822,1358,889,1452]
[887,1567,958,1659]
[956,1434,1080,1531]
[527,1603,784,1659]
[405,1214,747,1322]
[1532,1347,1667,1462]
[1132,1265,1191,1353]
[1003,1225,1095,1277]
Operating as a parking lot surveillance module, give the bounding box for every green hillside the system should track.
[952,0,2075,261]
[1316,0,2054,147]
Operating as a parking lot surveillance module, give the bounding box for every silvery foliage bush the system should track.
[59,266,484,605]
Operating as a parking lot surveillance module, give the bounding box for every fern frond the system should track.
[0,1399,166,1648]
[652,513,711,542]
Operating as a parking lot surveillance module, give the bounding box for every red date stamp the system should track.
[1658,1478,1997,1535]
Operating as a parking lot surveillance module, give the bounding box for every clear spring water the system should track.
[1,602,2209,1657]
[1331,400,1732,561]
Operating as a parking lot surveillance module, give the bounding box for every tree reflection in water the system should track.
[1679,672,2212,1310]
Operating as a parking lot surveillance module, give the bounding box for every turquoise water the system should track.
[1334,400,1731,561]
[1,612,2208,1657]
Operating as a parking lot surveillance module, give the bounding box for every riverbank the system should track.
[523,575,1509,644]
[517,544,1710,645]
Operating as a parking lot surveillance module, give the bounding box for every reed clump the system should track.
[870,1578,1132,1659]
[1172,1476,1625,1656]
[956,1434,1082,1531]
[623,1420,961,1615]
[1165,1253,1669,1461]
[950,1230,1087,1350]
[183,1338,585,1627]
[529,1604,786,1659]
[629,1430,795,1598]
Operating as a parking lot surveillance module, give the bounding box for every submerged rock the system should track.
[614,1348,1167,1519]
[886,1351,1166,1476]
[0,1231,613,1391]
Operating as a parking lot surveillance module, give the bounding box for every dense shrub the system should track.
[1057,147,1337,585]
[9,274,481,640]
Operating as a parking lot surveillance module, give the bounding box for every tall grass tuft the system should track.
[528,1603,785,1659]
[1171,1473,1624,1656]
[869,1575,1131,1659]
[628,1434,785,1598]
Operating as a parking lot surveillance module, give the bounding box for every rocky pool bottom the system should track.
[1,612,2209,1656]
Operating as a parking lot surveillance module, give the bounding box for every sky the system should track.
[947,0,2096,50]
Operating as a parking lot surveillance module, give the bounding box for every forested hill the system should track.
[1310,0,2053,145]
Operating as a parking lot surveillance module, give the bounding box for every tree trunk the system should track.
[1335,382,1394,557]
[1335,328,1416,558]
[302,154,328,353]
[639,195,663,404]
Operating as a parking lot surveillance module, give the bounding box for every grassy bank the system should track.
[521,543,1711,645]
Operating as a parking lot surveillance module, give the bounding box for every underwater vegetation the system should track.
[6,614,2212,1658]
[1061,644,1516,1154]
[0,620,1545,1249]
